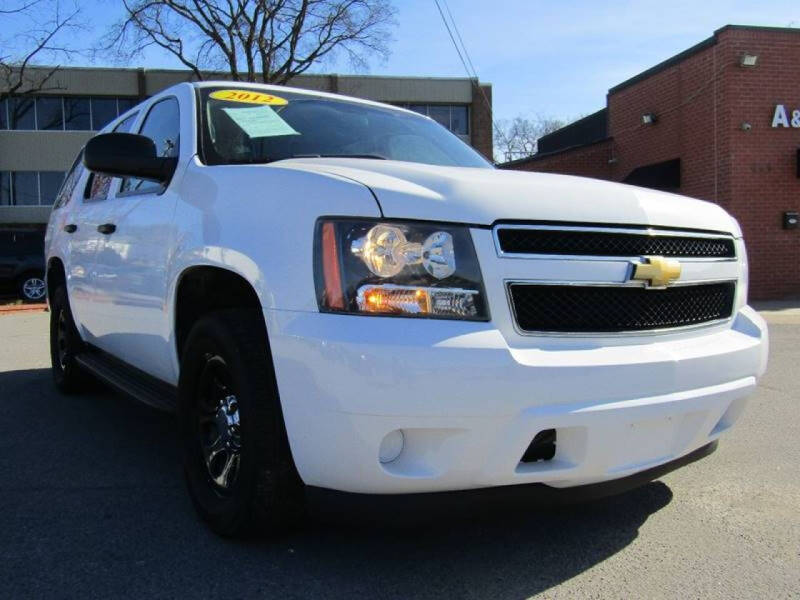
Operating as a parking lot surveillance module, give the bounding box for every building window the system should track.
[91,97,119,130]
[36,97,64,131]
[64,97,91,130]
[117,98,138,115]
[450,106,468,136]
[39,171,66,205]
[0,172,10,205]
[0,171,67,206]
[10,97,36,130]
[428,105,451,129]
[0,95,139,131]
[11,172,39,205]
[397,103,470,138]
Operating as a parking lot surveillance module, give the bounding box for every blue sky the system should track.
[15,0,800,122]
[379,0,799,122]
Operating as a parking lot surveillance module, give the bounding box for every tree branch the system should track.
[98,0,396,84]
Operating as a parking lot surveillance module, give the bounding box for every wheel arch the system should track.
[173,265,268,364]
[46,257,67,304]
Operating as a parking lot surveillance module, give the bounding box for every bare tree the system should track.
[102,0,397,84]
[0,0,82,100]
[494,114,566,163]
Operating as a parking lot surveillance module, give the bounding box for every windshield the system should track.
[199,87,491,168]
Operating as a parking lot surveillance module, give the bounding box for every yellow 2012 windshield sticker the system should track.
[209,89,289,106]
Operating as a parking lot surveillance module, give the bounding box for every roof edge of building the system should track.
[609,24,800,95]
[537,108,608,146]
[498,136,612,169]
[13,64,488,85]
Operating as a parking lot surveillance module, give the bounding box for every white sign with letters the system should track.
[771,104,800,128]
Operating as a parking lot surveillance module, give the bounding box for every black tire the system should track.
[49,285,91,393]
[18,272,46,303]
[178,309,305,537]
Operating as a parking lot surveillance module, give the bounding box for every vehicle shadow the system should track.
[0,367,673,599]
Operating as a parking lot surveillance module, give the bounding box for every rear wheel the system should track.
[19,272,46,302]
[178,309,305,537]
[49,286,91,393]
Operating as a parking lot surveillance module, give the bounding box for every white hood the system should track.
[276,159,742,236]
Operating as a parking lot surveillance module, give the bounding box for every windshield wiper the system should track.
[290,153,387,160]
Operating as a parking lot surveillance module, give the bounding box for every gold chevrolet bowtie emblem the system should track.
[631,256,682,288]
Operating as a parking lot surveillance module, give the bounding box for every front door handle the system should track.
[63,224,77,233]
[97,223,116,235]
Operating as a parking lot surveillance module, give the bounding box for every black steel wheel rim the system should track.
[56,309,69,370]
[196,355,242,494]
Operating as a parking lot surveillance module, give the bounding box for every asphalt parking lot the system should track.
[0,310,798,599]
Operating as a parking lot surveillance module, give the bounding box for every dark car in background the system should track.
[0,229,46,302]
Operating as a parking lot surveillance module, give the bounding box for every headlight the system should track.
[314,219,488,320]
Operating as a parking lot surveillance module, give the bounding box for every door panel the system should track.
[91,191,178,382]
[88,96,182,383]
[65,198,111,340]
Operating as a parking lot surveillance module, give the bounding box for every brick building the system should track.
[502,25,800,300]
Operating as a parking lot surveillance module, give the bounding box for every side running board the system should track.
[75,349,178,413]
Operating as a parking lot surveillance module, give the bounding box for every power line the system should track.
[441,0,480,87]
[432,0,508,158]
[432,0,471,83]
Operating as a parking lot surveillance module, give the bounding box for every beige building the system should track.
[0,66,493,227]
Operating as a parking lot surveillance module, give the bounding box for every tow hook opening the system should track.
[521,429,557,463]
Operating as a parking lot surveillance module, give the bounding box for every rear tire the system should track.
[178,309,305,537]
[49,285,91,393]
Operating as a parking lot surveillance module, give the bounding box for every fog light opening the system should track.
[379,429,405,464]
[521,429,557,463]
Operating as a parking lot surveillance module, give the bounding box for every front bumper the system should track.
[266,306,768,494]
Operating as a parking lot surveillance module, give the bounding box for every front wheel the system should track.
[178,309,305,537]
[49,285,91,393]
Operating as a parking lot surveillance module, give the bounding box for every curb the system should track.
[0,303,48,315]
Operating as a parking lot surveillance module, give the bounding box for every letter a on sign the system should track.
[772,105,790,128]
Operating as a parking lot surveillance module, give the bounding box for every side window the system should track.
[120,98,180,196]
[84,111,140,202]
[53,151,86,210]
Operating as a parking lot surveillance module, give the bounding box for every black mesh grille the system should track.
[497,228,736,258]
[509,282,736,333]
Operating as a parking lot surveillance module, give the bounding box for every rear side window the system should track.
[120,98,179,196]
[53,151,85,210]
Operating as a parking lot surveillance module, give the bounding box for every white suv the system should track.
[45,82,768,536]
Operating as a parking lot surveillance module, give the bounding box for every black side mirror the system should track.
[83,133,177,183]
